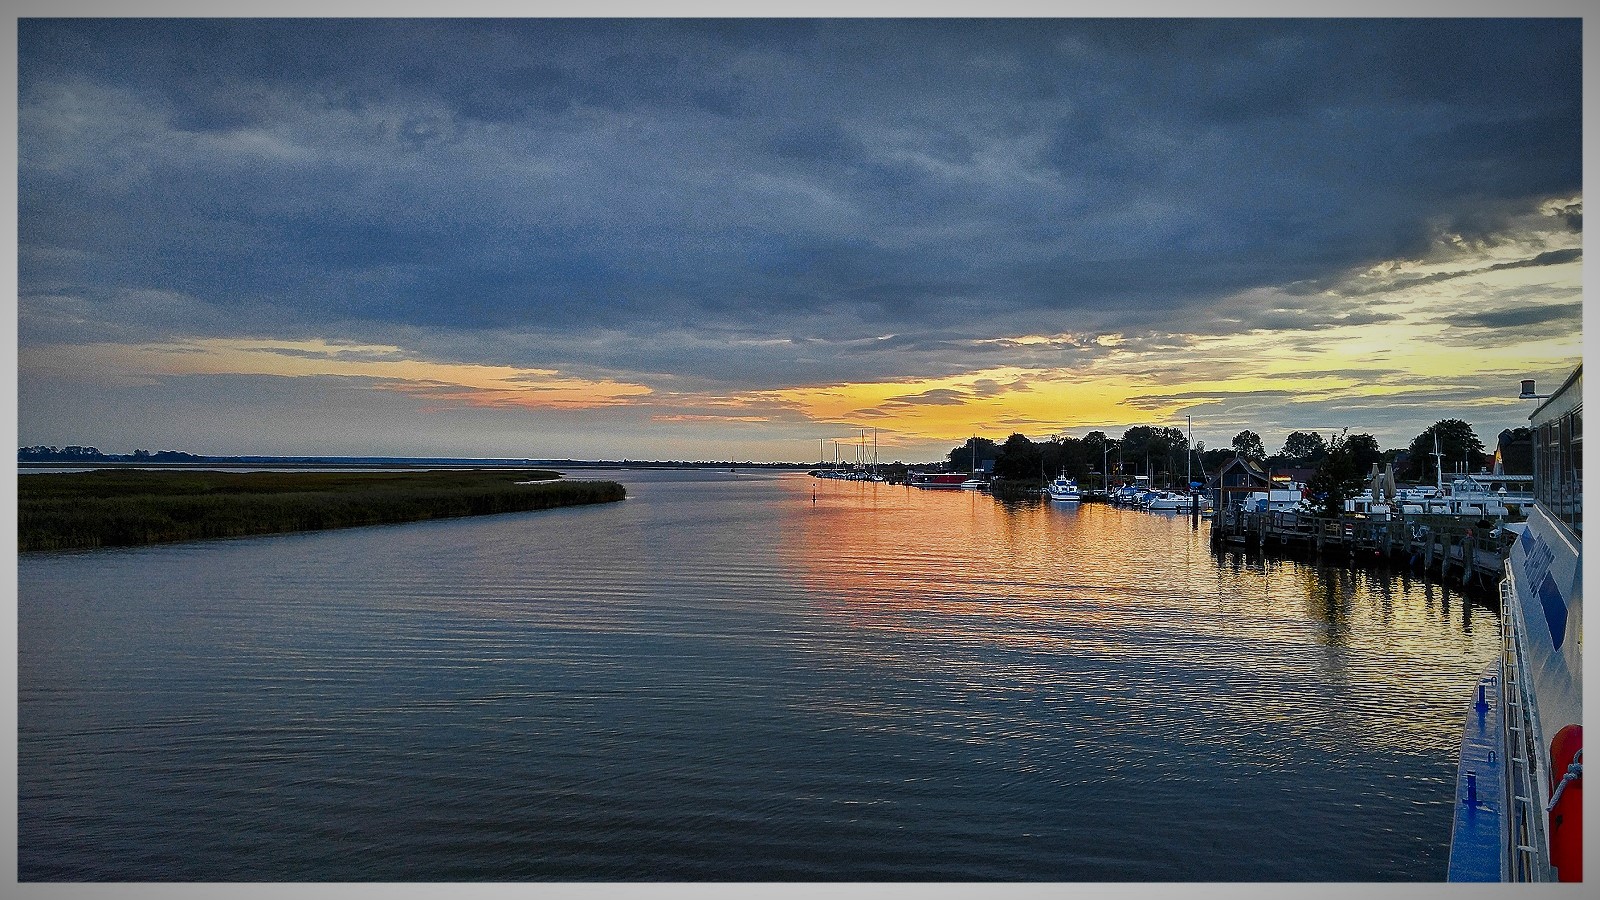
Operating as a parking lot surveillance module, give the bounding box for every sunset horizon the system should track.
[17,17,1582,462]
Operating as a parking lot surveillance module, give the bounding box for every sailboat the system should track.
[959,437,987,489]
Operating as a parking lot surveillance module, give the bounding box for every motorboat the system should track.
[908,472,969,489]
[1046,476,1081,502]
[1146,490,1207,512]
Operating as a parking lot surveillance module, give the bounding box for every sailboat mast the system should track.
[1186,415,1193,488]
[1432,429,1444,492]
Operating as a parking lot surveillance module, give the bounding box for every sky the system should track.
[14,16,1585,463]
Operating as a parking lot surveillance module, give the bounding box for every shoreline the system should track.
[18,469,627,552]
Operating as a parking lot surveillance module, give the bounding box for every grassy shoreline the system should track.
[18,469,626,552]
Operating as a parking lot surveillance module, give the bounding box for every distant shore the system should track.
[18,469,626,552]
[17,451,824,470]
[17,459,821,471]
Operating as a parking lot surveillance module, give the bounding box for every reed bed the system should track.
[18,469,626,551]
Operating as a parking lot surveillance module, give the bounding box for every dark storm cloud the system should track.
[1333,246,1583,297]
[1433,302,1583,344]
[17,18,1582,387]
[884,388,971,407]
[1490,249,1584,271]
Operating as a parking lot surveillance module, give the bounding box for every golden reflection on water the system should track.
[18,470,1507,880]
[778,475,1500,757]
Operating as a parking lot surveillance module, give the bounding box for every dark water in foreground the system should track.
[18,470,1500,881]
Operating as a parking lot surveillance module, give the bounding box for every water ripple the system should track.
[18,471,1497,880]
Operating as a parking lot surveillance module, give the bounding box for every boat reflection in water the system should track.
[784,479,1498,774]
[20,467,1504,881]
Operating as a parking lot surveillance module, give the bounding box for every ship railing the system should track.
[1498,561,1553,881]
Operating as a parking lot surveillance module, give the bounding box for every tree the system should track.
[993,433,1043,481]
[1157,427,1188,484]
[947,437,999,473]
[1119,425,1188,485]
[1118,426,1156,478]
[1200,446,1235,473]
[1278,431,1328,465]
[1231,430,1266,461]
[1051,435,1091,481]
[1307,433,1367,517]
[1344,433,1383,478]
[1080,431,1117,488]
[1403,419,1485,482]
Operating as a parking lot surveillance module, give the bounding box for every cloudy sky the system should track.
[15,16,1584,462]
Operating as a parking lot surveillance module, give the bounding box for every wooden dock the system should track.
[1210,508,1508,598]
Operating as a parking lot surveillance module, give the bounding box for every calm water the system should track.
[17,470,1501,881]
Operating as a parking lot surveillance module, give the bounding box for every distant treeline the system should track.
[941,419,1533,489]
[19,445,204,463]
[18,469,626,552]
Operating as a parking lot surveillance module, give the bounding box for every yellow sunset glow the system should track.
[726,238,1581,449]
[16,209,1580,459]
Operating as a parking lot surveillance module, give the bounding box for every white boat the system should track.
[1046,476,1080,502]
[958,478,988,490]
[1110,476,1150,506]
[1141,490,1177,509]
[1401,428,1536,518]
[1400,475,1535,518]
[1146,490,1208,512]
[1241,488,1304,513]
[907,472,968,489]
[1447,366,1582,882]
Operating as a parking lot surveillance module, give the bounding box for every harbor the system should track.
[16,17,1582,889]
[799,367,1586,884]
[18,468,1508,881]
[1211,509,1509,598]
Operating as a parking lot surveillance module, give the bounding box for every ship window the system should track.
[1569,409,1581,534]
[1563,412,1575,531]
[1533,406,1582,535]
[1537,422,1554,510]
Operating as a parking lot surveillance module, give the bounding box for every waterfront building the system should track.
[1210,455,1270,512]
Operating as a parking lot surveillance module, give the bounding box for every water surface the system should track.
[18,470,1500,880]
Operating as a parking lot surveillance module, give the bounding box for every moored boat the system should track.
[1447,366,1582,882]
[1145,490,1208,512]
[908,472,969,489]
[1046,475,1081,502]
[1400,474,1535,518]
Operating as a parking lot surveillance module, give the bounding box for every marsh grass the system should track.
[18,469,626,551]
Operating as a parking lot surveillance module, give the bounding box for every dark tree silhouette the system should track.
[1307,433,1367,516]
[1278,431,1328,465]
[1231,430,1266,460]
[1403,420,1485,481]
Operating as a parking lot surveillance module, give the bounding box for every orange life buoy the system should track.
[1547,724,1582,882]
